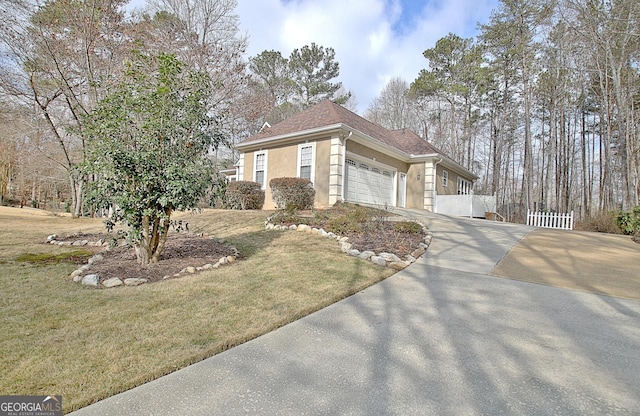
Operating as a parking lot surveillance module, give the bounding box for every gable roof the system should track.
[237,100,477,179]
[238,99,443,156]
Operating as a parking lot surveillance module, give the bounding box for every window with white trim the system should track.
[457,177,472,195]
[254,151,267,189]
[442,170,449,187]
[297,143,315,183]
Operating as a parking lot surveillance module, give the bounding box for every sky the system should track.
[129,0,501,114]
[235,0,499,113]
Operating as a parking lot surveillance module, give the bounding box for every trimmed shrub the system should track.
[269,177,315,210]
[224,181,265,210]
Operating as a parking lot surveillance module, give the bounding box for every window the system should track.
[254,151,267,188]
[458,177,472,195]
[442,170,449,187]
[298,143,315,183]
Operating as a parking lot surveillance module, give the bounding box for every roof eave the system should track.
[236,124,347,150]
[410,153,479,180]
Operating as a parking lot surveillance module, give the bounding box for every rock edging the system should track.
[264,218,432,270]
[60,234,240,289]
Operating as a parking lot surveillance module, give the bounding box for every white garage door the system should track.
[345,158,394,206]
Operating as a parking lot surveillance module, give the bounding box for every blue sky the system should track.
[129,0,500,113]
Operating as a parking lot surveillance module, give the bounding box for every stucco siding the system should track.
[314,138,331,207]
[406,163,425,209]
[244,138,332,210]
[436,166,474,196]
[346,141,407,173]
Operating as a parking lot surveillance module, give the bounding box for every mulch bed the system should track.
[55,233,237,283]
[344,223,424,257]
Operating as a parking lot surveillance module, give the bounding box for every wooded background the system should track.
[1,0,638,223]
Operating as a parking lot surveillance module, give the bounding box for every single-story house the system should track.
[235,99,478,211]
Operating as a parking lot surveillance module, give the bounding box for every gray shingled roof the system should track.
[239,99,444,156]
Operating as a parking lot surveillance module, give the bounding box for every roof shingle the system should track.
[239,100,444,156]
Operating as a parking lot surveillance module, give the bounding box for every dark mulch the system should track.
[345,223,423,257]
[56,233,236,283]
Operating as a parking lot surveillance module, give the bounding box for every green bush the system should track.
[616,206,640,235]
[270,177,315,210]
[224,181,265,210]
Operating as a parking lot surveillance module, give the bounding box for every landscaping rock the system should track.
[185,266,196,274]
[289,224,297,230]
[102,277,123,288]
[340,242,353,253]
[70,265,90,279]
[88,254,103,265]
[81,274,99,286]
[379,252,402,263]
[358,251,375,260]
[348,249,361,257]
[411,247,426,258]
[124,278,148,286]
[389,261,409,271]
[370,256,387,266]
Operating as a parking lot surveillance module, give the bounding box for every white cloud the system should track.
[237,0,499,113]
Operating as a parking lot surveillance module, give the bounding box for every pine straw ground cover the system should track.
[0,205,415,413]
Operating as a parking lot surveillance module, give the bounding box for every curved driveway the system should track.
[71,210,640,415]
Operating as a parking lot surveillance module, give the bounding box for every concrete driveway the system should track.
[71,210,640,415]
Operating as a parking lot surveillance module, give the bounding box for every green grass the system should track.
[0,207,394,413]
[15,250,94,265]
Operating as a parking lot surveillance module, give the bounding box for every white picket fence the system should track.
[527,210,574,230]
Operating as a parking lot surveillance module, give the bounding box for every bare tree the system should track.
[0,0,129,216]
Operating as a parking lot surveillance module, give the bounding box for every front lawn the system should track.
[0,207,395,413]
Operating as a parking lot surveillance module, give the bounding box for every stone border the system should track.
[264,217,432,270]
[54,234,240,289]
[46,234,109,248]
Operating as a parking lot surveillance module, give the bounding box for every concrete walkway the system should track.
[71,211,640,415]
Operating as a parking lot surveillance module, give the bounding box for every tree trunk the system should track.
[136,210,173,265]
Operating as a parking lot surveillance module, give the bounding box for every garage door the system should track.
[345,158,394,206]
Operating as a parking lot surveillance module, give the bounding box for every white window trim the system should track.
[457,177,472,195]
[442,170,449,187]
[297,142,316,184]
[253,150,268,189]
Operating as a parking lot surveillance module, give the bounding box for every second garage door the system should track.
[345,157,394,206]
